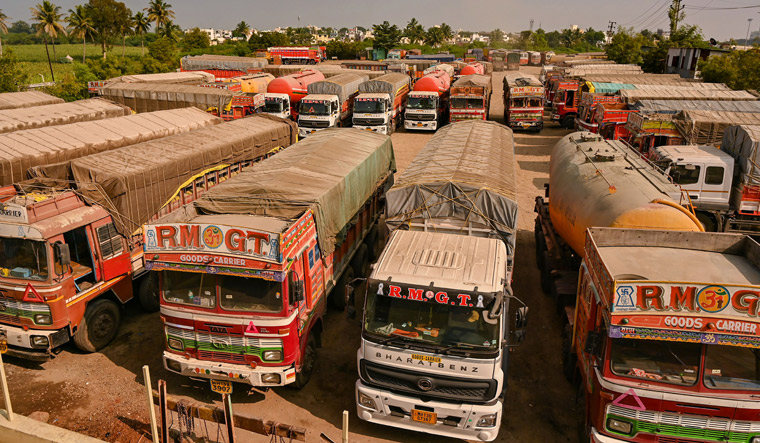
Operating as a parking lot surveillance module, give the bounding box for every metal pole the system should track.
[142,365,159,442]
[0,353,12,421]
[223,393,236,443]
[159,380,168,443]
[747,19,754,45]
[342,410,348,443]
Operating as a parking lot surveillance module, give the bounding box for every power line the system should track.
[620,0,667,26]
[684,4,760,9]
[638,1,673,30]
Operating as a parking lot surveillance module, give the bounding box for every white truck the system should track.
[263,93,291,119]
[404,69,451,132]
[355,120,526,442]
[352,73,410,135]
[298,73,367,138]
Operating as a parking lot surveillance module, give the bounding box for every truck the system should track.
[449,75,492,123]
[502,73,544,132]
[180,54,268,79]
[0,98,130,135]
[88,72,215,95]
[459,62,485,78]
[550,79,583,129]
[506,52,521,71]
[575,93,622,132]
[264,69,326,120]
[593,102,638,141]
[298,73,367,138]
[356,120,525,442]
[0,116,297,359]
[144,128,396,388]
[352,73,410,135]
[404,69,451,131]
[0,91,63,110]
[562,227,760,443]
[227,73,274,94]
[268,46,326,65]
[528,51,541,66]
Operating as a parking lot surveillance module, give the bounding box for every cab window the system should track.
[670,164,701,185]
[705,166,724,185]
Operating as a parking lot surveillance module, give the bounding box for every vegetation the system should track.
[700,48,760,90]
[31,1,67,81]
[86,0,133,59]
[0,49,29,92]
[66,5,95,63]
[0,9,8,57]
[372,21,401,53]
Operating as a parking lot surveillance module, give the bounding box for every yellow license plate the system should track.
[416,123,423,127]
[209,379,233,394]
[365,127,372,131]
[521,123,531,128]
[411,409,437,424]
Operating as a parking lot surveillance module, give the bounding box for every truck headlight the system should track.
[167,337,184,351]
[262,350,282,361]
[166,358,182,373]
[607,417,633,435]
[34,314,52,325]
[261,373,281,384]
[751,437,760,443]
[358,391,377,410]
[31,335,49,348]
[476,413,498,428]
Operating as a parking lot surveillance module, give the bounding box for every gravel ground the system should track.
[4,66,582,443]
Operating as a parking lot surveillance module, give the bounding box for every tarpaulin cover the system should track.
[18,108,221,185]
[0,91,64,110]
[98,82,237,113]
[59,116,297,236]
[621,88,756,104]
[675,110,760,145]
[0,98,130,134]
[230,73,274,94]
[263,65,388,79]
[385,120,518,257]
[186,129,396,255]
[587,82,637,94]
[722,125,760,183]
[580,74,690,85]
[504,73,543,88]
[181,55,268,71]
[452,75,492,94]
[632,100,760,114]
[307,73,368,103]
[105,71,214,86]
[358,73,410,100]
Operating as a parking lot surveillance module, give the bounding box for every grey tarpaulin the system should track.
[180,55,268,71]
[307,73,368,103]
[0,98,130,134]
[98,82,235,113]
[263,65,388,79]
[385,120,518,257]
[674,110,760,145]
[0,91,64,110]
[189,128,396,256]
[633,100,760,114]
[620,88,756,104]
[33,116,298,236]
[357,73,410,100]
[18,108,221,185]
[104,71,214,86]
[722,125,760,184]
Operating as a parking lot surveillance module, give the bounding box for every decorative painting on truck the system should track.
[144,223,280,262]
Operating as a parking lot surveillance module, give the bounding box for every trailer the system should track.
[352,73,410,134]
[0,98,130,135]
[0,91,63,110]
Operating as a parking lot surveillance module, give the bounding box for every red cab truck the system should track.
[450,75,492,122]
[575,93,622,133]
[594,102,638,141]
[0,116,296,359]
[180,54,268,80]
[268,46,326,65]
[551,79,582,129]
[145,129,395,388]
[503,73,544,132]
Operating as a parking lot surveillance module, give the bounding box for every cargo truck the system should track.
[564,227,760,443]
[298,73,367,138]
[506,52,520,71]
[528,51,541,66]
[145,129,395,388]
[180,55,268,79]
[575,93,622,132]
[264,70,325,120]
[450,75,492,123]
[0,98,130,135]
[227,73,274,94]
[0,116,297,359]
[0,91,63,110]
[503,73,544,132]
[594,103,638,141]
[551,79,583,129]
[356,121,526,442]
[353,73,410,135]
[268,46,326,65]
[404,69,451,131]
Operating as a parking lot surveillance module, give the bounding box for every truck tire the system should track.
[291,335,317,389]
[562,115,575,130]
[561,323,576,382]
[540,251,552,295]
[330,267,354,310]
[137,273,160,313]
[696,212,716,232]
[73,299,121,353]
[535,233,546,270]
[351,244,370,277]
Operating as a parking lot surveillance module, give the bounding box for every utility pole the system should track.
[530,19,534,32]
[607,21,616,43]
[670,0,684,35]
[747,18,754,45]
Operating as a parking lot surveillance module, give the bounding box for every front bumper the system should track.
[353,125,388,135]
[0,324,69,360]
[551,113,561,120]
[298,127,329,138]
[405,120,438,131]
[163,351,296,387]
[356,380,502,442]
[576,119,598,132]
[509,120,542,130]
[590,427,629,443]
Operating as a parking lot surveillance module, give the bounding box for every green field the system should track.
[9,44,144,82]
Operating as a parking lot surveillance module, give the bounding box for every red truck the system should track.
[550,79,582,129]
[575,93,623,133]
[268,46,326,65]
[594,102,638,141]
[180,55,268,80]
[450,75,492,122]
[145,129,395,388]
[0,117,296,359]
[264,70,326,120]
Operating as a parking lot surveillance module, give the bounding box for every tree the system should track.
[146,0,174,32]
[0,10,8,57]
[605,27,647,65]
[642,25,706,73]
[118,11,133,56]
[182,27,210,51]
[490,28,504,45]
[546,30,561,48]
[700,48,760,90]
[425,26,444,47]
[532,31,549,51]
[85,0,132,59]
[132,11,149,56]
[233,21,250,39]
[158,20,181,43]
[669,1,685,36]
[248,31,289,50]
[31,1,67,82]
[404,18,425,44]
[439,23,453,42]
[0,49,29,92]
[372,21,401,52]
[9,21,34,34]
[67,5,96,63]
[287,27,312,45]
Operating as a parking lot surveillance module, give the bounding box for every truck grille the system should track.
[405,113,435,121]
[353,118,385,126]
[165,326,282,362]
[360,360,496,403]
[0,313,21,324]
[299,120,330,128]
[198,350,246,363]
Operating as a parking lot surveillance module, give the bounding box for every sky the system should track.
[4,0,760,41]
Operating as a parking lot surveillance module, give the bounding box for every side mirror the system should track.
[55,242,71,267]
[515,306,528,330]
[584,331,602,358]
[296,280,305,302]
[344,277,367,320]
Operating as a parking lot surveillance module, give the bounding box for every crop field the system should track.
[8,44,144,82]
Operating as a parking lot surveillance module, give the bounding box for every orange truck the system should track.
[502,73,544,132]
[449,75,492,122]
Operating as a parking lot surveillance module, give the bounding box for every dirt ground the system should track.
[4,66,582,443]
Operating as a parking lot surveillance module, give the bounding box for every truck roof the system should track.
[0,91,63,111]
[409,91,438,96]
[356,93,389,99]
[653,144,733,163]
[302,94,336,101]
[372,230,507,293]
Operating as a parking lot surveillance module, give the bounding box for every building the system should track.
[666,47,729,79]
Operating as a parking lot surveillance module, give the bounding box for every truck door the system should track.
[91,219,131,282]
[669,163,702,201]
[698,163,731,208]
[62,226,101,293]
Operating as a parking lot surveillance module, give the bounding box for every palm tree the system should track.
[133,11,150,56]
[425,27,444,47]
[158,20,180,43]
[120,14,134,56]
[234,21,250,39]
[67,5,95,63]
[31,1,66,82]
[440,23,453,43]
[404,18,425,45]
[146,0,174,33]
[0,10,8,57]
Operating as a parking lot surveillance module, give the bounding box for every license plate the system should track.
[416,123,423,127]
[411,409,437,424]
[365,127,372,131]
[310,130,316,134]
[522,123,531,128]
[209,379,233,394]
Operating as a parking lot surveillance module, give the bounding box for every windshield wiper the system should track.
[438,342,492,355]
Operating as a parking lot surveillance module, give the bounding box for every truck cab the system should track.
[405,91,441,131]
[263,93,291,120]
[298,94,339,138]
[353,93,392,134]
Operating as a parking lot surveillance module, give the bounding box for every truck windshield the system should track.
[704,345,760,390]
[219,274,283,313]
[407,97,436,110]
[511,98,543,108]
[264,99,283,113]
[0,238,49,281]
[355,99,385,113]
[364,282,499,352]
[451,98,483,109]
[162,271,216,308]
[610,338,700,386]
[300,102,329,116]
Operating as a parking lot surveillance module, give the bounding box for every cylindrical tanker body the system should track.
[548,132,702,256]
[413,70,451,95]
[266,69,325,105]
[233,73,274,94]
[460,62,484,76]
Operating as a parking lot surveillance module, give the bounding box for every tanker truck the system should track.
[298,73,367,138]
[534,132,703,309]
[404,69,451,131]
[355,121,526,442]
[264,69,325,120]
[352,73,410,135]
[458,62,484,79]
[228,73,274,94]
